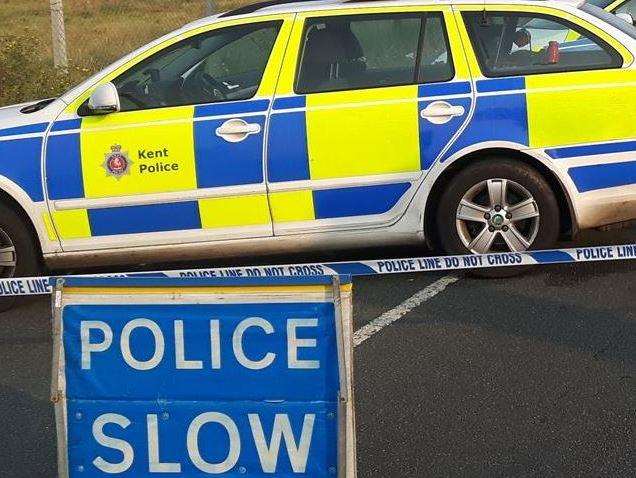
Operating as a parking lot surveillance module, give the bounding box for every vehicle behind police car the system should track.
[0,0,634,282]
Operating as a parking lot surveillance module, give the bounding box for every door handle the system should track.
[215,118,261,143]
[420,101,465,125]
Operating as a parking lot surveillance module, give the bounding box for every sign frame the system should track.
[50,275,356,478]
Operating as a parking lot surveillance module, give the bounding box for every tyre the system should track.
[435,158,560,277]
[0,202,41,311]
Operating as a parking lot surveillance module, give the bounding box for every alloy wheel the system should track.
[455,178,541,254]
[0,228,17,278]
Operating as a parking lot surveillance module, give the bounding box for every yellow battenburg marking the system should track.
[442,10,471,81]
[269,190,315,222]
[526,70,636,148]
[453,9,482,76]
[50,209,92,239]
[306,85,420,180]
[199,194,271,229]
[42,213,58,241]
[255,16,295,97]
[80,106,197,198]
[275,12,308,96]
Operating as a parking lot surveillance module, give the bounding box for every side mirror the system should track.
[616,12,635,26]
[87,82,120,115]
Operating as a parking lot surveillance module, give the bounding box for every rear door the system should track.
[266,6,474,234]
[45,15,293,251]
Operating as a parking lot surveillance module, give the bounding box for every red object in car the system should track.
[546,41,560,64]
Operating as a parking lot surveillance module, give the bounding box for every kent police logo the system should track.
[103,144,132,179]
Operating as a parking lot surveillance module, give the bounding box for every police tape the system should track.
[1,243,634,297]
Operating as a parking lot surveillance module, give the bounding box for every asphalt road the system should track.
[0,227,634,477]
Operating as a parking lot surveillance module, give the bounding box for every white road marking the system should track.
[353,275,460,347]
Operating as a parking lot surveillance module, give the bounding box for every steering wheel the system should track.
[199,72,231,101]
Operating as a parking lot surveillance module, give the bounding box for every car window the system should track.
[615,0,636,18]
[295,13,427,94]
[111,21,281,112]
[418,14,455,84]
[463,12,622,77]
[200,26,279,89]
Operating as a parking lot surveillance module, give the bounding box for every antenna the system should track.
[480,0,489,26]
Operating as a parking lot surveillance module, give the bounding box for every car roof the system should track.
[195,0,585,22]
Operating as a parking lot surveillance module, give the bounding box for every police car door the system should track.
[266,6,473,233]
[44,15,292,251]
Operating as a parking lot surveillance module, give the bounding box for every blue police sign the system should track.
[51,276,355,478]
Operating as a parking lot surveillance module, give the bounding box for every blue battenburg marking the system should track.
[441,91,529,162]
[476,77,525,93]
[51,119,82,132]
[0,137,44,201]
[568,161,636,193]
[88,202,201,236]
[46,133,85,200]
[273,96,306,110]
[418,81,471,98]
[267,111,310,182]
[194,99,269,118]
[529,250,573,264]
[419,97,473,170]
[313,183,410,219]
[0,122,48,138]
[546,140,636,159]
[194,115,265,188]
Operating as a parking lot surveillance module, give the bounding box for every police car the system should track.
[0,0,634,281]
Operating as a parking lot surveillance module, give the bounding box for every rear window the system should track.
[463,11,622,77]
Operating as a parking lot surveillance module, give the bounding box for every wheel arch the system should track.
[423,147,577,251]
[0,177,49,261]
